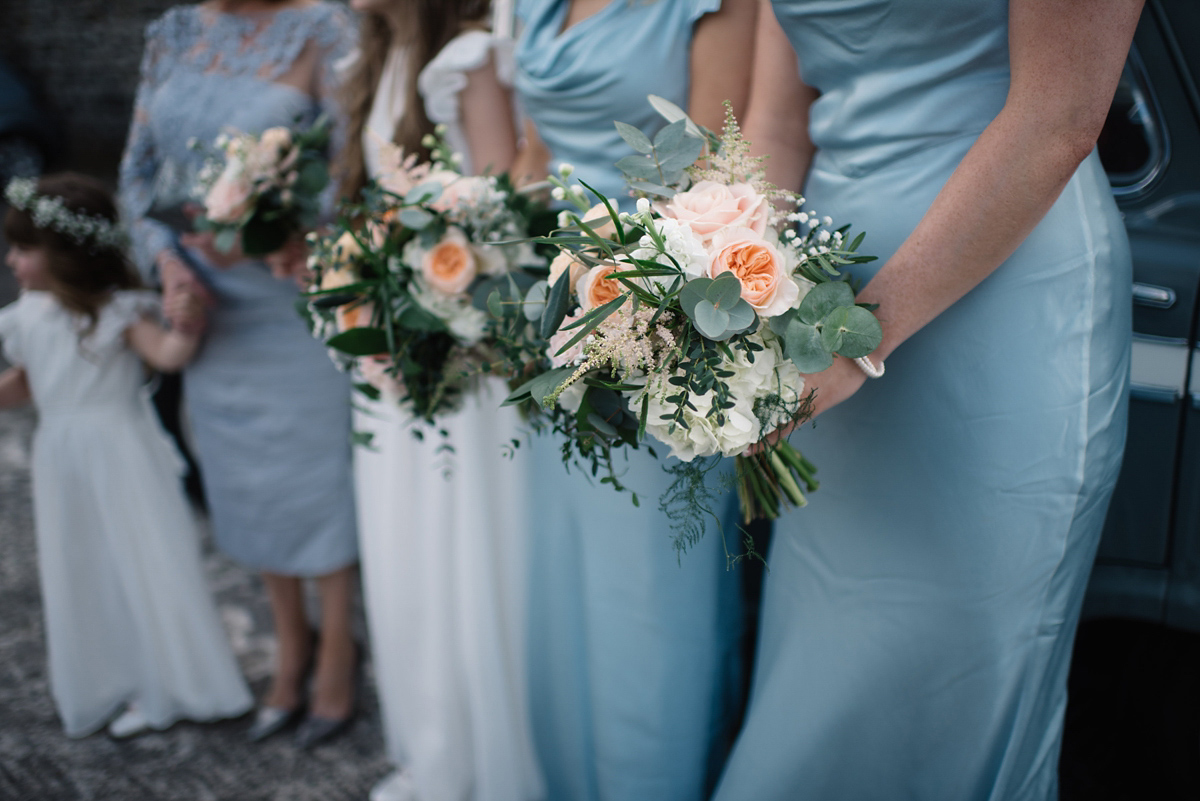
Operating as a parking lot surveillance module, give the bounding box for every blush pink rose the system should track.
[659,181,770,245]
[708,227,798,317]
[430,174,491,213]
[580,203,618,239]
[421,227,478,295]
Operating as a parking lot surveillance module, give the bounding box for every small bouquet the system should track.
[194,117,332,256]
[303,130,553,425]
[496,99,881,548]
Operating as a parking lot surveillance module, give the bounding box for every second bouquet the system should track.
[304,131,553,427]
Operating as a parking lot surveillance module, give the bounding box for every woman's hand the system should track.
[745,356,868,455]
[264,236,314,288]
[156,249,211,335]
[179,229,247,269]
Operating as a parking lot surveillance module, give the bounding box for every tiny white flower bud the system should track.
[636,197,651,214]
[797,212,809,224]
[551,187,566,201]
[807,218,820,229]
[558,211,573,227]
[559,163,575,178]
[822,216,833,226]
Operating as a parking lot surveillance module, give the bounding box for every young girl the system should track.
[0,173,252,739]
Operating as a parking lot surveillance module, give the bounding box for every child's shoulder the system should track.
[93,290,162,340]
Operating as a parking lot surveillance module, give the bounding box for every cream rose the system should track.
[204,163,254,223]
[708,227,798,317]
[659,181,770,245]
[548,310,587,368]
[359,356,405,400]
[575,262,630,312]
[431,174,492,213]
[548,252,589,295]
[421,227,478,295]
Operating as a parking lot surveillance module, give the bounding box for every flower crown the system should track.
[4,177,128,252]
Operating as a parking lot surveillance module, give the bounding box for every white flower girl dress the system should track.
[0,290,252,737]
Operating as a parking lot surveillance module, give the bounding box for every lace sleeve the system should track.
[313,3,359,219]
[117,14,178,283]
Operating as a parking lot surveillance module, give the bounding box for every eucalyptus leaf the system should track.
[293,160,328,196]
[405,181,444,206]
[724,300,757,333]
[523,280,549,321]
[586,412,619,438]
[615,121,654,155]
[615,154,662,182]
[820,306,848,353]
[396,304,447,332]
[679,277,713,317]
[768,307,797,336]
[658,136,706,173]
[398,208,435,230]
[327,327,389,357]
[653,119,688,153]
[706,271,744,309]
[588,387,623,419]
[784,319,835,373]
[628,181,675,198]
[693,301,731,339]
[213,226,239,254]
[829,305,883,358]
[797,280,856,325]
[486,289,504,318]
[647,94,706,140]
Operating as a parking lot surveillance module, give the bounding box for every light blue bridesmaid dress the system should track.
[714,2,1132,799]
[118,3,359,576]
[515,2,745,800]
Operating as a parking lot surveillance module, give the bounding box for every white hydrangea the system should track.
[637,330,804,461]
[409,277,489,344]
[629,216,711,288]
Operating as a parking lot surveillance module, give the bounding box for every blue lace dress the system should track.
[515,3,744,800]
[118,2,359,576]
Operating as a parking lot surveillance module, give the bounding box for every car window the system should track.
[1098,48,1168,198]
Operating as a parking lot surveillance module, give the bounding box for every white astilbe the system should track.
[548,305,678,406]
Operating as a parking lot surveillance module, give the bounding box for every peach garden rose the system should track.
[421,227,478,295]
[708,226,798,317]
[576,262,630,312]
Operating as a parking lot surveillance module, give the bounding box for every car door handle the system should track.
[1131,334,1188,404]
[1133,282,1176,309]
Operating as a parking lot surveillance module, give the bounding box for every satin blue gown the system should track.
[515,3,744,800]
[713,2,1132,799]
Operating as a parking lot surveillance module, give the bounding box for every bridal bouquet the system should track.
[497,100,880,545]
[193,116,332,256]
[304,131,552,424]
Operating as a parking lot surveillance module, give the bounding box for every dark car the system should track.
[1086,0,1200,634]
[0,58,55,185]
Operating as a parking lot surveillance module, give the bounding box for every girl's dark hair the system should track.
[338,0,492,201]
[3,172,143,336]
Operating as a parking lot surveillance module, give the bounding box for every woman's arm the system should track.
[511,117,552,188]
[789,0,1145,423]
[743,1,819,194]
[459,51,519,176]
[125,289,205,372]
[689,0,759,129]
[0,368,31,409]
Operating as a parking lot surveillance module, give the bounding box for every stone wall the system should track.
[1,0,183,179]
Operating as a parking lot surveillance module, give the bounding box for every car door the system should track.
[1084,0,1200,629]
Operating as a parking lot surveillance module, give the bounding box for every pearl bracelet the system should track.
[854,355,885,379]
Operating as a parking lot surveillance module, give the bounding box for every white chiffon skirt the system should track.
[354,379,544,801]
[33,406,252,737]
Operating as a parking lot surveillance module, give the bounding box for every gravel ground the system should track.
[0,406,392,800]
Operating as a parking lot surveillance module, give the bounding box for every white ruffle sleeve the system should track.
[0,299,24,367]
[418,30,514,130]
[86,290,163,351]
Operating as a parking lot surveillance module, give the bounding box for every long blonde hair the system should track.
[338,0,492,200]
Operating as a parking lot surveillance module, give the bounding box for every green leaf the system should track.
[679,277,713,318]
[398,208,435,230]
[310,291,360,310]
[486,289,504,318]
[396,304,447,332]
[829,305,883,358]
[555,293,628,355]
[504,366,574,407]
[353,381,382,402]
[820,306,847,353]
[797,280,855,325]
[586,412,619,438]
[615,155,662,182]
[647,94,707,140]
[693,300,731,339]
[239,216,289,256]
[327,327,389,356]
[523,280,549,321]
[293,160,329,196]
[653,119,688,153]
[767,307,797,336]
[706,271,743,309]
[627,181,675,199]
[658,136,705,173]
[614,121,654,155]
[405,181,444,206]
[213,226,239,254]
[540,267,573,339]
[724,300,757,334]
[784,319,835,373]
